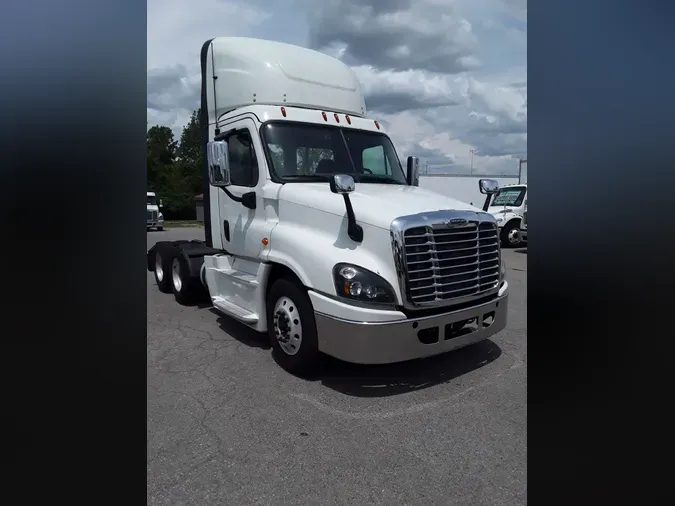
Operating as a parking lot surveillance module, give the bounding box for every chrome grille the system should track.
[402,220,500,305]
[147,210,157,221]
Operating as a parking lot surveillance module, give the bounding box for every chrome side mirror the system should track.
[329,174,362,242]
[329,174,355,194]
[406,156,420,186]
[207,141,231,187]
[479,178,499,195]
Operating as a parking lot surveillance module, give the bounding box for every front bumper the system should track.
[146,219,164,228]
[313,281,509,364]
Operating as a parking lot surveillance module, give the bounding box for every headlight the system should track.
[494,215,505,223]
[158,213,163,220]
[333,263,396,304]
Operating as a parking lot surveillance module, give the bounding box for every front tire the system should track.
[500,221,522,248]
[266,277,321,375]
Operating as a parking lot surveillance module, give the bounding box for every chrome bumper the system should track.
[315,282,509,364]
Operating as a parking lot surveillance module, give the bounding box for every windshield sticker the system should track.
[493,190,523,205]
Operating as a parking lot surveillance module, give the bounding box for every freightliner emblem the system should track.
[445,218,467,227]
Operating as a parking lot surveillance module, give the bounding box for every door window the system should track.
[227,130,259,187]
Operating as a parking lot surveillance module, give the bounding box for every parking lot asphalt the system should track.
[147,227,527,505]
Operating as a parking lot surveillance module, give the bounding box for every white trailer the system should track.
[147,37,509,374]
[419,174,520,207]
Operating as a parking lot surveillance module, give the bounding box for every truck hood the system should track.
[279,183,482,230]
[488,205,520,217]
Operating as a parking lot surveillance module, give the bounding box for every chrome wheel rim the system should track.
[155,252,164,282]
[273,296,302,356]
[508,228,521,246]
[172,257,182,292]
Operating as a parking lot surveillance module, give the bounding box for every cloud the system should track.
[307,0,480,74]
[352,66,462,113]
[147,0,527,174]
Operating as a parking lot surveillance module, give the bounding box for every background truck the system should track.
[147,37,509,374]
[147,191,164,231]
[419,176,527,248]
[520,198,527,242]
[487,183,527,248]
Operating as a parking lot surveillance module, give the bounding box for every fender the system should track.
[493,211,521,229]
[266,218,400,301]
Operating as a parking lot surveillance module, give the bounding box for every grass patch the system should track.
[164,220,204,228]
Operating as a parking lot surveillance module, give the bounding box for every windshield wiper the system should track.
[356,174,404,184]
[281,174,333,182]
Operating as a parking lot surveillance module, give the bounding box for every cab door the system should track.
[217,118,269,260]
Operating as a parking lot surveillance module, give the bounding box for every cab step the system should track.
[212,268,258,287]
[211,296,259,324]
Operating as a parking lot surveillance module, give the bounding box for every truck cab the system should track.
[147,191,164,231]
[147,37,509,374]
[487,184,527,247]
[520,198,527,242]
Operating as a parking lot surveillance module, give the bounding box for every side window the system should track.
[227,130,258,187]
[362,145,389,175]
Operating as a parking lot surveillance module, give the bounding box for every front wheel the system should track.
[500,221,523,248]
[266,277,321,375]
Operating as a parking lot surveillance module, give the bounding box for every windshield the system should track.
[147,196,157,206]
[492,187,526,207]
[260,122,407,184]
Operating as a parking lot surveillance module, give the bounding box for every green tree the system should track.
[147,125,177,186]
[176,109,203,196]
[146,111,207,218]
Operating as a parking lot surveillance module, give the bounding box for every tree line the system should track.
[147,109,202,220]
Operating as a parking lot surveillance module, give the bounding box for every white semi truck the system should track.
[146,191,164,231]
[147,37,509,374]
[520,198,527,242]
[487,183,528,248]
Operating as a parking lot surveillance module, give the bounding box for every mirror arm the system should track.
[482,194,492,212]
[220,187,256,210]
[342,194,363,242]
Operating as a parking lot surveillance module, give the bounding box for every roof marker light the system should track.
[280,106,286,117]
[345,115,351,125]
[374,120,380,130]
[334,113,340,123]
[321,111,327,121]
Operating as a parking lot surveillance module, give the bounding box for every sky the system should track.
[147,0,527,175]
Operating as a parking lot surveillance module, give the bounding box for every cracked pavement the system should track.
[147,228,527,505]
